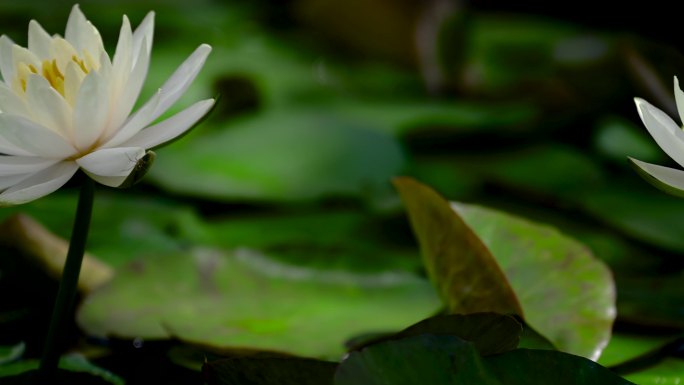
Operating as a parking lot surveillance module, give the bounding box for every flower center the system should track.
[15,54,91,97]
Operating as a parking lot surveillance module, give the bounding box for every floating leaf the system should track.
[78,249,440,358]
[393,177,523,316]
[0,191,202,268]
[149,110,404,202]
[331,100,540,136]
[623,358,684,385]
[0,343,24,365]
[335,334,633,385]
[484,349,634,385]
[336,334,493,385]
[453,201,616,360]
[197,210,422,273]
[593,116,664,165]
[394,178,615,360]
[598,333,678,368]
[0,354,123,384]
[468,146,604,199]
[349,313,522,356]
[579,181,684,253]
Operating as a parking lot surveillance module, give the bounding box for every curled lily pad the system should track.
[393,177,523,317]
[394,178,616,360]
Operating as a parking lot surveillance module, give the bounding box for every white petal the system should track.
[86,174,130,187]
[11,44,41,68]
[76,147,145,187]
[131,12,154,68]
[73,71,110,150]
[112,15,133,80]
[0,113,75,158]
[97,49,112,79]
[28,20,52,60]
[630,157,684,198]
[675,77,684,127]
[63,61,85,106]
[0,131,33,156]
[0,161,78,205]
[0,155,58,176]
[0,82,28,116]
[50,37,79,74]
[108,39,149,133]
[64,5,104,58]
[0,173,33,190]
[635,98,684,168]
[121,98,214,149]
[25,74,72,137]
[0,35,15,84]
[105,44,212,147]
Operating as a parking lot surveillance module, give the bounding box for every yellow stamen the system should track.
[72,55,89,74]
[41,59,65,95]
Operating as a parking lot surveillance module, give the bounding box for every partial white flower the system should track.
[0,5,214,205]
[630,77,684,198]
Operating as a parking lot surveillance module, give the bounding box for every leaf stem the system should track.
[38,176,95,381]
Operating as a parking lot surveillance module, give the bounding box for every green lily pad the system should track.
[149,110,404,202]
[598,333,678,368]
[336,334,493,385]
[453,201,616,360]
[335,334,634,385]
[196,210,422,274]
[472,146,605,199]
[0,354,123,385]
[331,100,540,136]
[579,181,684,253]
[77,248,440,358]
[0,191,200,267]
[348,313,522,356]
[593,116,664,165]
[623,358,684,385]
[394,178,615,360]
[484,349,635,385]
[0,343,24,365]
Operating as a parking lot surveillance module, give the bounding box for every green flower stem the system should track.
[38,176,95,381]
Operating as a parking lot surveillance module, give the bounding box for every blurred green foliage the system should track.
[1,0,684,383]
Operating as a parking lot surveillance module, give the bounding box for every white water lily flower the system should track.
[0,5,214,205]
[630,77,684,198]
